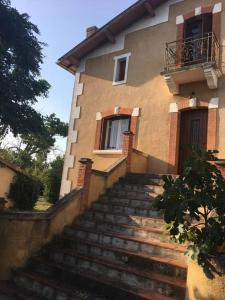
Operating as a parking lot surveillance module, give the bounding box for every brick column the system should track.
[77,158,93,212]
[122,131,134,172]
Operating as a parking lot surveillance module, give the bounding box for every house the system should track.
[58,0,225,198]
[0,158,24,208]
[0,1,225,299]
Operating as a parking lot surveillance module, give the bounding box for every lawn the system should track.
[34,197,52,211]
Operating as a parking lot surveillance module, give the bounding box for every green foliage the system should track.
[20,113,68,163]
[43,156,64,204]
[0,148,33,169]
[0,0,50,137]
[8,173,41,210]
[155,147,225,278]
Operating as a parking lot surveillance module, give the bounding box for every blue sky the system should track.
[10,0,135,153]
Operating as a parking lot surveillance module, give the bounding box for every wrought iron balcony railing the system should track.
[165,32,220,72]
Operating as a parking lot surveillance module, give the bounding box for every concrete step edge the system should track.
[64,226,186,253]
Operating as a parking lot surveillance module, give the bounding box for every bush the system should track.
[8,173,41,210]
[44,156,64,204]
[155,147,225,278]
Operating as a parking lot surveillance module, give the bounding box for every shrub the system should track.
[155,147,225,278]
[44,156,64,204]
[8,173,41,210]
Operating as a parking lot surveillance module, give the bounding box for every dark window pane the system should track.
[118,59,126,81]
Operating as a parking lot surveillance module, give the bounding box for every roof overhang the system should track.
[57,0,167,74]
[0,158,26,176]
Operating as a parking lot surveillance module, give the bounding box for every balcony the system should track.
[161,32,221,95]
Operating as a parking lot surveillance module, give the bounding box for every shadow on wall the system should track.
[148,155,170,175]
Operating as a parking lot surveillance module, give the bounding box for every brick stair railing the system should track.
[0,173,187,300]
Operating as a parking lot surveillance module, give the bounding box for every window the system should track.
[113,53,131,85]
[101,116,130,150]
[183,14,212,64]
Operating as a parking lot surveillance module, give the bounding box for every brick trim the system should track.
[168,100,218,174]
[94,107,140,150]
[207,108,217,150]
[122,131,134,172]
[168,112,181,174]
[77,158,93,212]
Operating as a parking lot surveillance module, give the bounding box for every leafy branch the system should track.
[155,147,225,278]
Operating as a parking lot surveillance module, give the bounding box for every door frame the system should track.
[168,98,219,174]
[178,108,208,174]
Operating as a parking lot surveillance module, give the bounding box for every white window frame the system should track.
[112,53,131,86]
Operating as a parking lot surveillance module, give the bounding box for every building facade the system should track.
[0,158,24,207]
[58,0,225,197]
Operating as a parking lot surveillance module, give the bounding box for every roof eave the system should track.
[57,0,167,74]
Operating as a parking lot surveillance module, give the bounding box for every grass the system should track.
[34,197,52,211]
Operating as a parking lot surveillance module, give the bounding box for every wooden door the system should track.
[178,109,208,173]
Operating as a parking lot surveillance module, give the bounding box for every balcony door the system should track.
[183,14,212,64]
[178,109,208,173]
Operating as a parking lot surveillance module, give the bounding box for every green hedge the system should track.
[8,173,41,210]
[44,156,63,204]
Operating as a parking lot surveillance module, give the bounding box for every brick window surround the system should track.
[176,4,221,42]
[168,99,218,174]
[94,107,140,150]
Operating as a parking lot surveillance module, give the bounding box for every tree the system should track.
[155,148,225,278]
[0,0,50,137]
[21,113,68,159]
[0,113,68,169]
[44,156,64,204]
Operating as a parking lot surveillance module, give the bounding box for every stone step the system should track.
[45,251,186,299]
[115,181,164,190]
[108,186,164,198]
[64,226,186,261]
[111,182,163,194]
[32,252,185,299]
[30,257,177,300]
[83,209,164,225]
[52,236,187,279]
[0,281,38,300]
[91,202,162,217]
[12,269,104,300]
[75,219,169,241]
[99,195,156,208]
[120,174,166,185]
[89,205,163,219]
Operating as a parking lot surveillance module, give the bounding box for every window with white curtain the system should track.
[103,117,130,150]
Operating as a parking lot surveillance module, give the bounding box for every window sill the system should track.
[93,150,123,155]
[112,80,127,86]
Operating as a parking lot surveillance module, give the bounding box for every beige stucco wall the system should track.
[0,166,16,200]
[63,0,225,191]
[88,158,127,207]
[186,262,225,300]
[0,190,82,280]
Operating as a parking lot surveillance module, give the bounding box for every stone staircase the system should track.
[0,173,187,300]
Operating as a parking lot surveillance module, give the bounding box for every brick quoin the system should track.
[77,158,93,212]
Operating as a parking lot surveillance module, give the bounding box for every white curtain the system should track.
[105,118,130,149]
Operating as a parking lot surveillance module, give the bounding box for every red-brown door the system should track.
[178,109,208,173]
